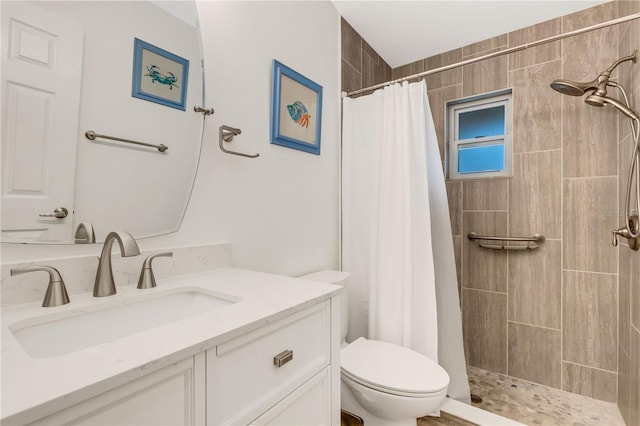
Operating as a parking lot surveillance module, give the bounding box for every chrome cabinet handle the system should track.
[10,266,70,307]
[273,350,293,367]
[39,207,69,219]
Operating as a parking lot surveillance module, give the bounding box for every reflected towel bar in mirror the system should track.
[467,232,545,251]
[85,130,168,153]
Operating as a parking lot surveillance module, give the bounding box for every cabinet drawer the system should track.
[250,367,331,426]
[207,301,330,425]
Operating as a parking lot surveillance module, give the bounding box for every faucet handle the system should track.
[137,252,173,289]
[613,229,622,247]
[613,215,640,250]
[11,266,70,307]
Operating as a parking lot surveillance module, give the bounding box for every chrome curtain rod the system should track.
[345,12,640,97]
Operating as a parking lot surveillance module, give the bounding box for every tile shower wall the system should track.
[617,2,640,425]
[341,18,392,93]
[341,0,639,419]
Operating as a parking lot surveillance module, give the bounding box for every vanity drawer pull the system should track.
[274,350,293,367]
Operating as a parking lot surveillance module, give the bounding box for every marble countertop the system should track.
[1,268,342,424]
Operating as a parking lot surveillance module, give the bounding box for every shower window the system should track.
[446,89,513,180]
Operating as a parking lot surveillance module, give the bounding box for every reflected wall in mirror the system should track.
[1,0,204,244]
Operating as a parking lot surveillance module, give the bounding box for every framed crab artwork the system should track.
[270,60,323,155]
[131,38,189,111]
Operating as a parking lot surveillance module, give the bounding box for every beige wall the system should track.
[341,1,640,420]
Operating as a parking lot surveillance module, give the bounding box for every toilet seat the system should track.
[341,337,449,397]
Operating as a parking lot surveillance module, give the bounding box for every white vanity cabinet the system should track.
[207,301,333,425]
[2,269,341,426]
[32,355,206,425]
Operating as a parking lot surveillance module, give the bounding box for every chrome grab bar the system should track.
[467,232,545,251]
[478,243,539,251]
[85,130,168,153]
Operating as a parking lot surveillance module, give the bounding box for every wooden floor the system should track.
[341,410,477,426]
[418,412,478,426]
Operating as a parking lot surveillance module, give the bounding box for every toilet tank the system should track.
[299,270,350,344]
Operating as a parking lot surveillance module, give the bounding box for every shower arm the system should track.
[597,52,640,95]
[605,51,638,73]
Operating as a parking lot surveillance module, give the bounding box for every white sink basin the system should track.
[9,288,239,358]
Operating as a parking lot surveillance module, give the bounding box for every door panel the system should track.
[1,1,83,242]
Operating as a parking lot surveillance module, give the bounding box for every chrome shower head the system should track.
[550,78,600,96]
[585,94,640,120]
[584,94,606,107]
[550,71,611,97]
[550,50,638,98]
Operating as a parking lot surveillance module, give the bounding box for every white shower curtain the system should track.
[342,79,471,403]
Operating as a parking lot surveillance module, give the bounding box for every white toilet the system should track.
[300,270,449,426]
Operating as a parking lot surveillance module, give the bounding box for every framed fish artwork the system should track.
[131,38,189,111]
[270,60,323,154]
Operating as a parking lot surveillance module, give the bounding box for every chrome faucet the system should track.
[11,266,70,307]
[93,231,140,297]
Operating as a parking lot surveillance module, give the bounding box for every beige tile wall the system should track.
[616,2,640,424]
[341,0,640,420]
[340,18,391,93]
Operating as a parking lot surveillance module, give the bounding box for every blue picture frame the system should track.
[270,60,323,155]
[132,38,188,111]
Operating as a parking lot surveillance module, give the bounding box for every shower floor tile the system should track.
[467,365,625,425]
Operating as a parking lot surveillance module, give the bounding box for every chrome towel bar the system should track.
[467,232,545,251]
[85,130,168,153]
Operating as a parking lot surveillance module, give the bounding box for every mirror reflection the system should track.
[1,0,204,244]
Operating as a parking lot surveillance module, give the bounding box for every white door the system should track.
[1,1,83,242]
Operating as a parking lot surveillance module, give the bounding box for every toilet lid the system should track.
[341,337,449,395]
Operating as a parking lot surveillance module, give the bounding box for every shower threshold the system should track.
[427,398,525,426]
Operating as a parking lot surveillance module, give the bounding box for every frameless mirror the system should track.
[1,0,205,244]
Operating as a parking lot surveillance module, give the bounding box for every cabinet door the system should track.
[32,354,205,425]
[250,367,331,426]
